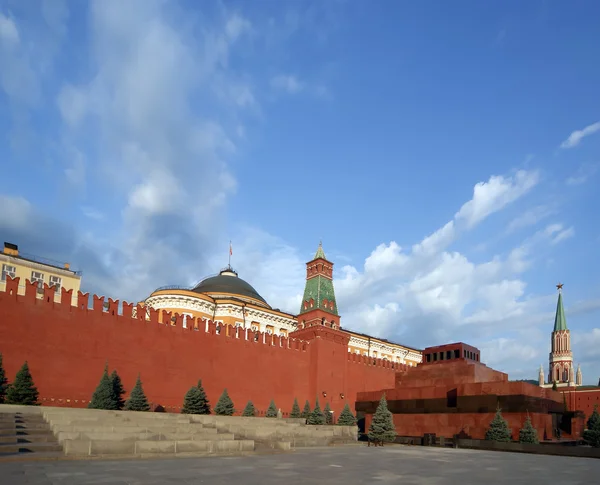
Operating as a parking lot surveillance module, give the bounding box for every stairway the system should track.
[0,411,63,460]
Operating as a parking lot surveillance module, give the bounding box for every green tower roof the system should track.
[314,241,326,260]
[553,289,568,332]
[299,242,338,316]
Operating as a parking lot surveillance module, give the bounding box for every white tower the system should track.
[541,283,581,389]
[576,364,583,386]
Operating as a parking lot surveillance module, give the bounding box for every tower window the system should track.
[50,275,62,294]
[31,271,44,288]
[1,264,16,281]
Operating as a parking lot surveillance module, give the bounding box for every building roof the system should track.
[314,242,327,260]
[343,328,422,353]
[554,289,568,332]
[191,267,268,306]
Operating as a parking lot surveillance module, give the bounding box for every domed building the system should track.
[142,243,422,367]
[144,266,297,337]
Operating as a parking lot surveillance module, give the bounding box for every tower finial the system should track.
[556,282,563,292]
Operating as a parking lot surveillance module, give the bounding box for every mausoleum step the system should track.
[56,431,235,442]
[62,438,255,456]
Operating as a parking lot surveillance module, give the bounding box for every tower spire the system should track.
[314,240,326,260]
[298,242,340,326]
[554,283,567,332]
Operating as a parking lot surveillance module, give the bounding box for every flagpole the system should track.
[228,241,232,267]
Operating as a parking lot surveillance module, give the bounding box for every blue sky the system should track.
[1,0,599,383]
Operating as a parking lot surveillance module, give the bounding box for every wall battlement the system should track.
[346,351,406,372]
[0,276,400,416]
[1,277,308,353]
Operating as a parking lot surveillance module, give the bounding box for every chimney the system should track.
[3,242,19,257]
[64,263,70,270]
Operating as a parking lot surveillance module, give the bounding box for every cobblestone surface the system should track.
[0,445,597,484]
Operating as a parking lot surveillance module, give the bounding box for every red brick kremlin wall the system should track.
[0,277,400,417]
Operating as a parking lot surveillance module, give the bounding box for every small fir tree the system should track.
[518,414,539,444]
[587,404,600,430]
[110,370,126,410]
[584,404,600,448]
[367,393,396,443]
[182,385,204,414]
[324,402,333,424]
[485,407,512,442]
[5,361,39,405]
[0,353,8,404]
[124,375,150,411]
[266,399,278,418]
[195,380,211,415]
[242,400,256,417]
[307,398,326,425]
[88,364,118,410]
[552,381,558,391]
[337,403,357,426]
[301,400,311,419]
[214,388,235,416]
[290,398,301,418]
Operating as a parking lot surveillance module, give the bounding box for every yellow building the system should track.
[0,242,81,305]
[143,244,422,367]
[144,266,296,337]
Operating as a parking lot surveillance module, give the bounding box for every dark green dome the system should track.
[191,267,268,306]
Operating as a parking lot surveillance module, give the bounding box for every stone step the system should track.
[56,431,235,442]
[0,441,63,454]
[0,450,65,462]
[0,424,50,435]
[0,433,58,443]
[52,424,217,434]
[63,438,255,456]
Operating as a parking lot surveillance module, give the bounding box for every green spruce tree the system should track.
[88,364,117,410]
[485,407,512,442]
[182,385,204,414]
[367,393,396,443]
[110,370,126,410]
[214,388,235,416]
[290,398,301,418]
[266,399,278,418]
[195,380,211,414]
[0,353,8,404]
[301,400,311,419]
[124,375,150,411]
[307,398,326,425]
[324,402,333,424]
[337,403,357,426]
[242,400,256,417]
[5,361,39,405]
[518,414,539,444]
[583,404,600,448]
[552,381,558,391]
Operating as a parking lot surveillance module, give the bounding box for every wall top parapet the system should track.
[0,276,310,352]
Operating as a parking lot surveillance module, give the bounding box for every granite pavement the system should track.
[0,445,597,485]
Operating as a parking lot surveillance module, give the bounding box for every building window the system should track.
[31,271,44,288]
[49,275,62,294]
[1,264,16,281]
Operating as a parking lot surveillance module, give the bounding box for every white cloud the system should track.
[506,204,555,233]
[560,121,600,149]
[455,170,540,228]
[270,74,305,94]
[57,84,88,127]
[0,13,19,45]
[566,162,599,186]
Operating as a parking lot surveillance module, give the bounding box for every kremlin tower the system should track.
[539,284,583,388]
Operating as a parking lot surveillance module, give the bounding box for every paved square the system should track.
[0,446,597,484]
